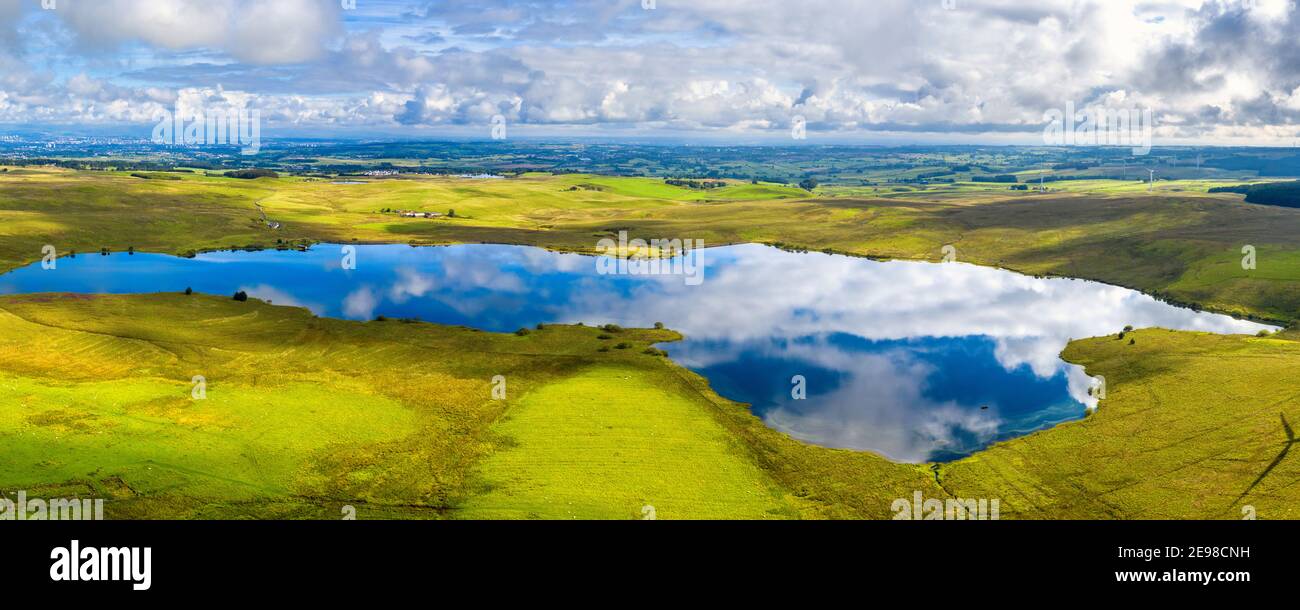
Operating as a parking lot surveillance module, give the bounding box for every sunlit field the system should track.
[0,293,1294,519]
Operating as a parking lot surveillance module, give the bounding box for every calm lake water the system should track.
[0,243,1273,462]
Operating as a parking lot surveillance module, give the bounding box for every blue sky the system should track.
[3,0,1300,144]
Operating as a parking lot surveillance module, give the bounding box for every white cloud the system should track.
[556,244,1271,378]
[342,285,379,320]
[240,284,325,316]
[53,0,342,64]
[387,267,436,303]
[5,0,1300,141]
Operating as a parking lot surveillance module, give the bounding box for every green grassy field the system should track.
[455,363,796,520]
[0,294,935,519]
[1,294,1295,520]
[943,328,1300,520]
[1,168,1299,519]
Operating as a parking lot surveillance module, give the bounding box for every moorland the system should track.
[0,151,1297,520]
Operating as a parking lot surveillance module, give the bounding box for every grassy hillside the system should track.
[0,294,937,519]
[1,294,1295,520]
[941,328,1300,520]
[455,363,796,520]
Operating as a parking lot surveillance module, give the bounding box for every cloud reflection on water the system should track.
[346,244,1268,462]
[1,243,1272,463]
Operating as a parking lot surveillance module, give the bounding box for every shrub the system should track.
[184,287,193,295]
[615,342,632,350]
[654,322,665,330]
[971,175,1019,183]
[602,324,623,333]
[233,291,249,302]
[1211,181,1300,208]
[515,328,531,336]
[223,169,279,180]
[375,315,388,322]
[666,178,727,190]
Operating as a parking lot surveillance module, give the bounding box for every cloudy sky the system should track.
[3,0,1300,143]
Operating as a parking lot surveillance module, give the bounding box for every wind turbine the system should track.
[1148,169,1155,192]
[1232,414,1298,508]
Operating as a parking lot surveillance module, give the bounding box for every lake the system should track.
[0,243,1273,462]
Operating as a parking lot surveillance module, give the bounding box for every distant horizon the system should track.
[5,126,1300,151]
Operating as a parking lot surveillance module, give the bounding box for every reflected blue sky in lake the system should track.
[0,243,1273,462]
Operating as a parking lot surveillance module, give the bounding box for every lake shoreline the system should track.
[1,242,1272,463]
[10,236,1290,328]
